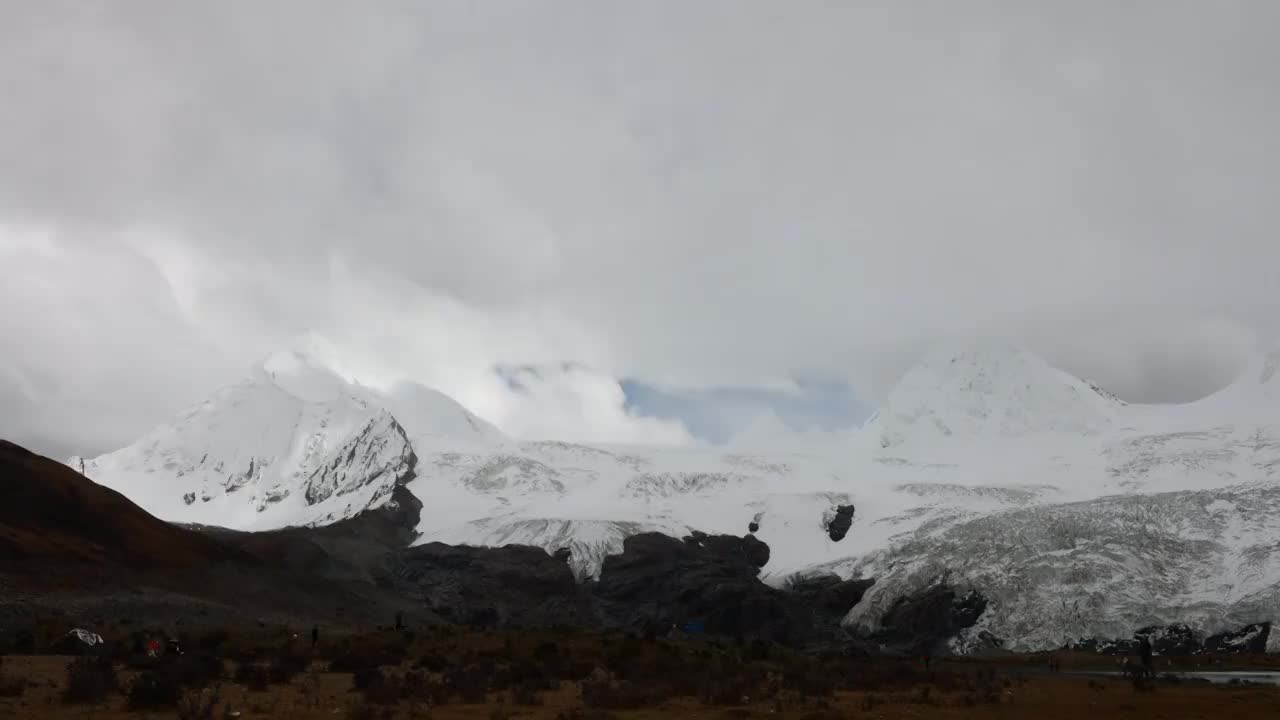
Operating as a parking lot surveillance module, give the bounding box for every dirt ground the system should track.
[2,654,1280,720]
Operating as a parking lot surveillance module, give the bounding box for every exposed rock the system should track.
[869,585,988,654]
[1069,622,1273,656]
[592,532,868,652]
[787,573,876,614]
[1137,623,1199,656]
[1204,622,1271,654]
[384,541,584,627]
[826,504,855,542]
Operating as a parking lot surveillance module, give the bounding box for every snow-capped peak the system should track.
[68,346,503,531]
[258,348,358,403]
[872,342,1122,449]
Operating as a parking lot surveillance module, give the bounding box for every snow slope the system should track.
[67,341,1280,650]
[69,349,498,529]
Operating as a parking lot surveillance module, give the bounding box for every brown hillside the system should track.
[0,439,243,567]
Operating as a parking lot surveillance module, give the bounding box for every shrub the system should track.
[177,687,221,720]
[329,644,405,674]
[353,667,387,693]
[269,651,309,685]
[400,670,449,705]
[234,663,269,692]
[0,657,23,698]
[0,675,23,698]
[63,655,117,704]
[346,701,379,720]
[580,677,668,709]
[197,628,231,653]
[175,654,226,688]
[511,679,544,706]
[415,652,449,673]
[447,663,492,704]
[128,668,184,709]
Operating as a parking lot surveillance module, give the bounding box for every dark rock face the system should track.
[385,542,585,627]
[1068,622,1272,656]
[1137,623,1198,656]
[871,585,988,654]
[787,573,876,614]
[1204,623,1271,654]
[826,504,855,542]
[591,532,868,652]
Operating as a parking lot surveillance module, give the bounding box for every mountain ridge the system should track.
[62,340,1280,651]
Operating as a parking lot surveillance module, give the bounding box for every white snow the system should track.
[68,339,1280,650]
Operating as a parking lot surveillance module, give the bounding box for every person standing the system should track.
[311,625,319,651]
[1138,636,1154,679]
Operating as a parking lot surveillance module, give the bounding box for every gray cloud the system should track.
[2,1,1278,454]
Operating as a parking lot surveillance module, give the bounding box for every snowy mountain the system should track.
[69,349,498,529]
[65,340,1280,651]
[867,342,1123,450]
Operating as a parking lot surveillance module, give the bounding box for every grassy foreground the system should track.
[1,626,1278,719]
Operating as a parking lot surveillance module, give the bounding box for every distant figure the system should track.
[1137,637,1154,678]
[395,611,404,631]
[311,625,319,650]
[923,652,931,671]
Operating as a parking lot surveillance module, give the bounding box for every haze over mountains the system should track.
[63,339,1280,651]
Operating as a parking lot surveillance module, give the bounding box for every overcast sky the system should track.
[3,1,1278,458]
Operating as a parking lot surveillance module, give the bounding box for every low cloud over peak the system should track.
[3,2,1278,456]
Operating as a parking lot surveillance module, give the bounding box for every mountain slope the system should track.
[867,343,1123,451]
[834,482,1280,652]
[69,351,446,530]
[0,439,240,567]
[64,341,1280,651]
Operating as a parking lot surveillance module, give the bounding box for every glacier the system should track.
[66,342,1280,651]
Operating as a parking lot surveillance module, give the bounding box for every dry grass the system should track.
[1,628,1279,719]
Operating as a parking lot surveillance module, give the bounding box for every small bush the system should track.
[63,656,117,704]
[269,652,309,685]
[175,654,226,688]
[234,663,269,692]
[401,670,450,705]
[347,701,379,720]
[581,677,668,710]
[557,709,620,720]
[415,653,449,673]
[448,663,492,704]
[329,644,405,674]
[197,627,230,652]
[177,687,221,720]
[128,668,183,709]
[511,679,544,706]
[362,678,402,706]
[353,667,387,693]
[0,656,22,697]
[0,674,24,698]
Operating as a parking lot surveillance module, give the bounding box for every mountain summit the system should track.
[870,343,1122,449]
[68,350,498,531]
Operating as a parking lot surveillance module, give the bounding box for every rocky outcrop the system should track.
[1204,623,1271,654]
[787,573,876,614]
[1137,623,1199,656]
[825,504,855,542]
[1068,621,1274,656]
[868,585,988,655]
[384,541,585,628]
[591,532,871,652]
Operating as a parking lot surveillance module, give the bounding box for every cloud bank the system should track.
[2,2,1278,457]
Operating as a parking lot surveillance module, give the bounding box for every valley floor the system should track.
[2,629,1279,719]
